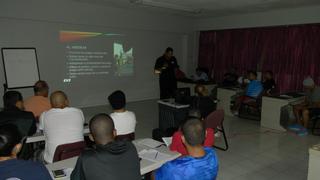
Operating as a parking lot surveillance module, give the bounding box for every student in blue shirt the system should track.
[154,118,218,180]
[245,71,263,98]
[0,124,52,180]
[232,71,263,114]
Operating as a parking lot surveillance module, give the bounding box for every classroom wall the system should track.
[0,0,196,108]
[195,5,320,30]
[2,1,319,108]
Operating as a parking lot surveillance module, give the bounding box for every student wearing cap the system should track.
[293,77,320,128]
[108,90,137,136]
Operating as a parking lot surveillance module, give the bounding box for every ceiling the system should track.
[74,0,320,17]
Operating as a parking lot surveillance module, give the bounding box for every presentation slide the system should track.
[59,30,134,83]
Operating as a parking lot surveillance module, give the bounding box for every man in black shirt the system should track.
[0,91,36,137]
[154,47,179,99]
[193,84,216,118]
[71,113,141,180]
[222,67,238,87]
[262,71,276,95]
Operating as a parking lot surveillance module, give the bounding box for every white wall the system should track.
[195,5,320,30]
[0,0,196,108]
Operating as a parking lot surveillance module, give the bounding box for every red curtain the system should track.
[198,24,320,93]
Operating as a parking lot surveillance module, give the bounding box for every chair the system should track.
[116,133,135,141]
[53,141,86,162]
[204,109,229,151]
[239,93,263,121]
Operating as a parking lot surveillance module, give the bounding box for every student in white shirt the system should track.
[108,90,136,136]
[39,91,84,163]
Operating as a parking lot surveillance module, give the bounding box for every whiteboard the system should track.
[1,48,40,88]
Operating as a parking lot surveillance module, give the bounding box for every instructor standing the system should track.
[154,47,179,99]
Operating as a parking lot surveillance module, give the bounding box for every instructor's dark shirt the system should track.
[154,55,178,82]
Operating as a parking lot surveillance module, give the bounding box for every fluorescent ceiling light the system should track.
[130,0,201,14]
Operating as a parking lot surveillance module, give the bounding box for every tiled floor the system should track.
[215,116,318,180]
[82,99,319,180]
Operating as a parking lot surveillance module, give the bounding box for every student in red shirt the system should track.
[170,109,214,155]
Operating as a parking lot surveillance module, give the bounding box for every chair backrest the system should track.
[116,133,135,141]
[53,141,86,162]
[204,109,224,129]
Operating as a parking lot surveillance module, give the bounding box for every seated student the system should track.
[193,84,216,118]
[232,71,263,113]
[0,124,52,180]
[191,67,209,82]
[24,80,51,119]
[262,71,276,96]
[154,118,218,180]
[108,90,136,136]
[170,109,214,156]
[237,70,250,88]
[0,91,36,137]
[245,71,263,98]
[71,113,141,180]
[222,67,238,87]
[39,91,84,163]
[293,77,320,129]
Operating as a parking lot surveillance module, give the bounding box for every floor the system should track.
[81,99,319,180]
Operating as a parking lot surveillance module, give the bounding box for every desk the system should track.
[158,100,190,131]
[308,144,320,180]
[177,80,217,96]
[46,139,181,179]
[217,87,242,116]
[261,94,304,131]
[26,127,90,143]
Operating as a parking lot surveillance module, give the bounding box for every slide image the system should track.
[59,30,134,83]
[114,43,134,76]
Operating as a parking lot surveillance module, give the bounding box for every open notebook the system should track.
[139,149,171,163]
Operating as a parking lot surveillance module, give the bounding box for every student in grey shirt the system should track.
[293,77,320,128]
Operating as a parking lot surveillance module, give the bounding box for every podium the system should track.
[158,99,190,131]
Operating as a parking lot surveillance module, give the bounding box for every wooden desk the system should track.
[261,94,304,131]
[46,139,181,179]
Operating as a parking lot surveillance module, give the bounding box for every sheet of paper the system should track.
[139,149,171,162]
[162,137,172,147]
[139,138,163,148]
